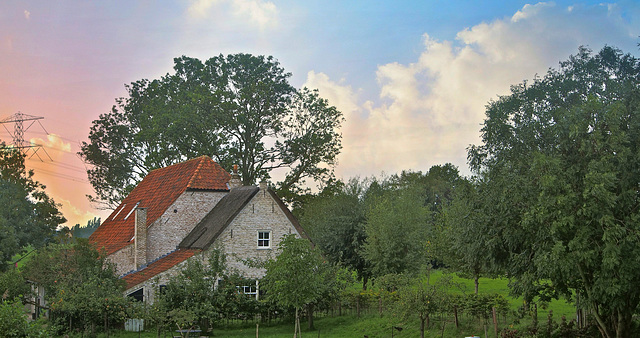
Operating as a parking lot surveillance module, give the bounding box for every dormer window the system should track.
[257,231,270,249]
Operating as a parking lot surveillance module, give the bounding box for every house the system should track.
[88,156,308,303]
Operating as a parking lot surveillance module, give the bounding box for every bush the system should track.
[0,299,48,337]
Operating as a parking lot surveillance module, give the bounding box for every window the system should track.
[128,288,144,302]
[242,285,257,296]
[257,231,270,248]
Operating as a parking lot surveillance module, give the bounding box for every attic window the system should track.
[112,204,126,220]
[257,231,270,249]
[124,202,141,220]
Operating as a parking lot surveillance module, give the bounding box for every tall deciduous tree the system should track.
[299,178,372,288]
[0,145,65,270]
[363,186,429,277]
[469,46,640,338]
[80,54,343,208]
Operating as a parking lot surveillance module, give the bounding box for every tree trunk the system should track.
[420,317,425,338]
[307,303,315,330]
[454,305,459,328]
[294,307,299,338]
[363,275,368,290]
[474,276,479,295]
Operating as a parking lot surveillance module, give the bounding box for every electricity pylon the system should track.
[0,111,52,161]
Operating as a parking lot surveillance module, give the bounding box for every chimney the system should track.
[134,207,148,270]
[229,164,242,189]
[259,180,268,190]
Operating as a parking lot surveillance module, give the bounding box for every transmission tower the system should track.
[0,111,52,161]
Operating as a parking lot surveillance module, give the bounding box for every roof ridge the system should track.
[187,156,207,188]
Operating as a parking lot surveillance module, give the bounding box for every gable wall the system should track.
[109,245,135,276]
[214,187,301,279]
[146,191,226,262]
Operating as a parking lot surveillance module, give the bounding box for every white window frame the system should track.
[257,230,271,249]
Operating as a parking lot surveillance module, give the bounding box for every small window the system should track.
[242,285,257,295]
[257,231,270,248]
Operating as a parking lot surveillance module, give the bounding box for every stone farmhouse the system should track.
[88,156,308,303]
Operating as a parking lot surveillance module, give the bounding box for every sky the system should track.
[1,1,639,227]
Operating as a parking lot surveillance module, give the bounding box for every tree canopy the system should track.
[80,53,343,208]
[468,46,640,338]
[0,145,65,270]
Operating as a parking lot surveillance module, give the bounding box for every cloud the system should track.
[305,2,639,179]
[24,10,30,20]
[30,134,72,158]
[187,0,278,30]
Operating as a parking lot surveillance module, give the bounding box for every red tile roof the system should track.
[122,248,199,290]
[89,156,230,255]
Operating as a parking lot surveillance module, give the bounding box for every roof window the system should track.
[112,204,126,220]
[124,202,141,220]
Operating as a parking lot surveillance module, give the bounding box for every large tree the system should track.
[80,54,343,208]
[0,145,65,270]
[469,46,640,338]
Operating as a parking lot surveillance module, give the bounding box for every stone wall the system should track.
[146,191,226,263]
[109,245,135,276]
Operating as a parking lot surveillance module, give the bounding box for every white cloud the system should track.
[30,134,71,155]
[187,0,278,30]
[24,10,30,20]
[305,2,640,179]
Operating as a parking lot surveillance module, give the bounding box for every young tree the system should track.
[262,235,325,337]
[438,177,506,294]
[80,54,343,208]
[0,145,65,270]
[469,46,640,338]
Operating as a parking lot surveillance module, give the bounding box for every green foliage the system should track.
[263,235,325,309]
[0,145,65,270]
[0,268,31,302]
[79,54,343,208]
[394,277,451,338]
[438,177,506,294]
[156,247,260,333]
[262,235,327,336]
[21,239,125,334]
[469,45,640,337]
[363,186,430,277]
[299,178,371,287]
[0,298,49,337]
